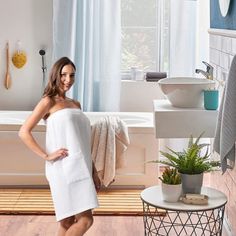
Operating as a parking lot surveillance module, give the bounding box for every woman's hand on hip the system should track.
[46,148,68,161]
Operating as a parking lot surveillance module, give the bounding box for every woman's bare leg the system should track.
[57,216,75,236]
[58,225,66,236]
[65,210,93,236]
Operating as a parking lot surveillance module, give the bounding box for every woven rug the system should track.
[0,188,157,216]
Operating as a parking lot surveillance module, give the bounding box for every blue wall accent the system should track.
[210,0,236,29]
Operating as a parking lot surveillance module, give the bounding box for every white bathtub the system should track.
[0,111,154,129]
[0,111,158,187]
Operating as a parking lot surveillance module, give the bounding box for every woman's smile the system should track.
[60,64,75,92]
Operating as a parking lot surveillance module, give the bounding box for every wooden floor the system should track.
[0,189,145,216]
[0,177,231,235]
[0,215,144,236]
[0,214,230,236]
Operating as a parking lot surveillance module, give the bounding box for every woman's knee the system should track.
[60,216,75,230]
[76,210,94,229]
[86,214,94,228]
[81,214,93,229]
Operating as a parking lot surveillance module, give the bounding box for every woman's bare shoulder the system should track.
[67,98,81,109]
[38,96,55,119]
[37,96,55,110]
[31,97,54,118]
[73,100,81,109]
[21,97,54,130]
[40,96,54,106]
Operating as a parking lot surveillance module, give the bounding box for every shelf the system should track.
[153,100,218,138]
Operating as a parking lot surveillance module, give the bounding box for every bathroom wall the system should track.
[210,0,236,30]
[209,28,236,234]
[0,0,160,112]
[0,0,52,110]
[120,80,164,112]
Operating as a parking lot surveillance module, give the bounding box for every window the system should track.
[121,0,169,78]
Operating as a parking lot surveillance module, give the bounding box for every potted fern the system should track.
[159,167,182,202]
[153,133,219,194]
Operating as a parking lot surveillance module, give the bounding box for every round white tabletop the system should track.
[141,185,227,211]
[141,186,227,235]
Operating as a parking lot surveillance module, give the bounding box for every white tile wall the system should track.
[210,48,220,65]
[220,52,230,70]
[231,38,236,55]
[221,36,232,54]
[209,29,236,234]
[209,29,236,88]
[210,34,221,50]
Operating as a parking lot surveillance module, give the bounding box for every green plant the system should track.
[152,133,220,175]
[159,167,181,185]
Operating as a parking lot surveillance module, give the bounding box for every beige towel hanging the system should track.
[91,116,130,187]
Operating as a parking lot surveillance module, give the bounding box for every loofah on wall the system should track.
[12,41,27,69]
[12,51,27,68]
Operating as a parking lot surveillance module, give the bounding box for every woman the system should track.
[19,57,100,236]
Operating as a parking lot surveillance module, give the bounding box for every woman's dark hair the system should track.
[43,57,76,98]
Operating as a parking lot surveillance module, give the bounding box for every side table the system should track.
[141,186,227,236]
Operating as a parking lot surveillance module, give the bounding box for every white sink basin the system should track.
[158,77,215,108]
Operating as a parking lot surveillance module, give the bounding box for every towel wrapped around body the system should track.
[213,55,236,172]
[91,116,130,187]
[45,108,99,221]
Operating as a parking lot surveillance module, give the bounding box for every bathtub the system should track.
[0,111,158,187]
[0,111,154,128]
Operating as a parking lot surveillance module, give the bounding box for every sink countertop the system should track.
[153,99,218,138]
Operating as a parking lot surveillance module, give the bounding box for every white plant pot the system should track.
[161,182,182,203]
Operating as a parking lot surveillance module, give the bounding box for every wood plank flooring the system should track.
[0,174,231,235]
[0,215,144,236]
[0,214,230,236]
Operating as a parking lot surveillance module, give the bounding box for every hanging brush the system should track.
[4,42,11,89]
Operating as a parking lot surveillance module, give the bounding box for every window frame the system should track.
[120,0,167,80]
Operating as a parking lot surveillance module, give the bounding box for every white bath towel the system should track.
[45,108,98,221]
[91,116,130,187]
[213,55,236,173]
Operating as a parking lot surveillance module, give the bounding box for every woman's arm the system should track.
[18,97,68,161]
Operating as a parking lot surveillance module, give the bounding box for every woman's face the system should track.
[60,64,75,92]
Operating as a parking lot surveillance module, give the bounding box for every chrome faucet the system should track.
[195,61,213,80]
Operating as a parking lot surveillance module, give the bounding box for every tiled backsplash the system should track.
[209,28,236,235]
[209,29,236,91]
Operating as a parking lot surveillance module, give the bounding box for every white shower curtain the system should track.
[52,0,121,111]
[169,0,197,77]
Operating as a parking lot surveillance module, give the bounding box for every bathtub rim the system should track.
[0,111,155,133]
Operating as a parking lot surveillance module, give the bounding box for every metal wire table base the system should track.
[142,201,225,236]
